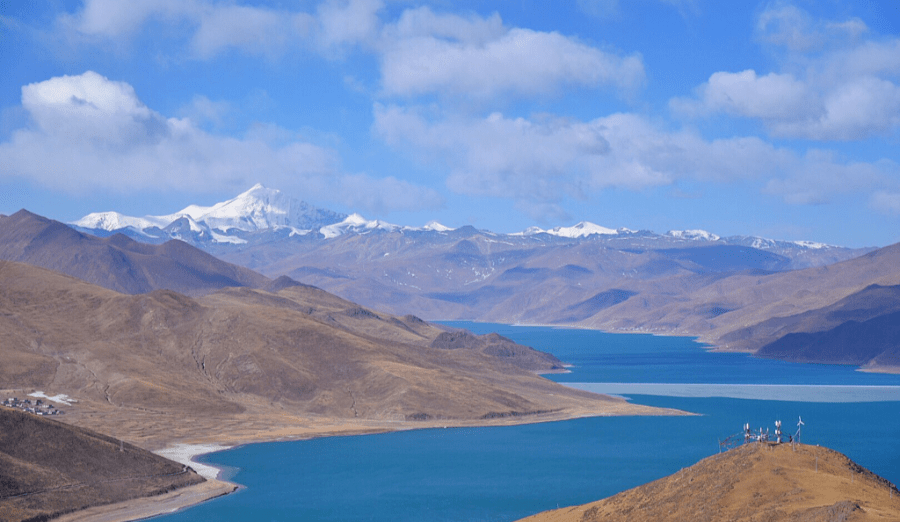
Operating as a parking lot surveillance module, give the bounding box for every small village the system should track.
[2,397,65,416]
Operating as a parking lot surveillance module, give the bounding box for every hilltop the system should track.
[519,442,900,522]
[0,210,268,297]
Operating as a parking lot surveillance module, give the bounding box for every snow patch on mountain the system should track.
[667,229,721,241]
[792,240,830,250]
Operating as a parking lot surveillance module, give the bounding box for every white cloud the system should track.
[58,2,644,103]
[373,103,897,217]
[374,105,619,201]
[61,0,317,59]
[380,8,645,99]
[671,70,816,120]
[0,72,439,214]
[674,6,900,141]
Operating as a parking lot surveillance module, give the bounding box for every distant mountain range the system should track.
[71,184,854,262]
[59,185,900,372]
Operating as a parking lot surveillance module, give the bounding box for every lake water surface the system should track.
[159,323,900,522]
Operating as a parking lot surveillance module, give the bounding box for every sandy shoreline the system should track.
[155,443,235,481]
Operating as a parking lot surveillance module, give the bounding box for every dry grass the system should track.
[519,443,900,522]
[0,259,680,452]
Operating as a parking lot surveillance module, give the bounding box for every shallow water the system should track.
[158,323,900,522]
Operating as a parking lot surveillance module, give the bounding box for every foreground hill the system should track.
[0,210,269,296]
[0,407,205,522]
[519,443,900,522]
[0,260,671,450]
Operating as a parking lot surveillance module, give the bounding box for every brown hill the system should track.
[711,284,900,371]
[0,210,269,296]
[213,227,894,369]
[519,443,900,522]
[570,243,900,365]
[0,407,204,522]
[0,260,672,449]
[756,310,900,368]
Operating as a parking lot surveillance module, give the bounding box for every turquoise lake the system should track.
[159,323,900,521]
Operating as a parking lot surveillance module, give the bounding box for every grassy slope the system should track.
[519,443,900,522]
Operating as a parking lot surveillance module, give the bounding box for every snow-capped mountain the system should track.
[70,184,856,268]
[72,184,347,244]
[320,214,401,239]
[518,221,625,238]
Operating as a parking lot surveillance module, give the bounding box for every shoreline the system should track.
[52,401,687,522]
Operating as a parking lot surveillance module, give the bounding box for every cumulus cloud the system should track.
[673,6,900,141]
[59,1,644,103]
[0,72,439,213]
[380,7,645,99]
[671,70,816,120]
[373,103,897,217]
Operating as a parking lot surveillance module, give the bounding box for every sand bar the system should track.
[155,443,233,480]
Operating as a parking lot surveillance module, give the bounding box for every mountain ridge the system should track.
[70,184,864,256]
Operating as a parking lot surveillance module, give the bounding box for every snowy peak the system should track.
[71,184,346,244]
[320,214,401,239]
[421,221,453,232]
[72,211,167,233]
[666,229,721,242]
[165,184,343,233]
[520,221,620,238]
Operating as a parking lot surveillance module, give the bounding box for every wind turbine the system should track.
[795,416,805,443]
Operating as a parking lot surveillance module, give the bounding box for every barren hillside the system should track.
[0,260,676,449]
[519,443,900,522]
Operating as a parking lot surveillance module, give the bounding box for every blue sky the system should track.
[1,0,899,247]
